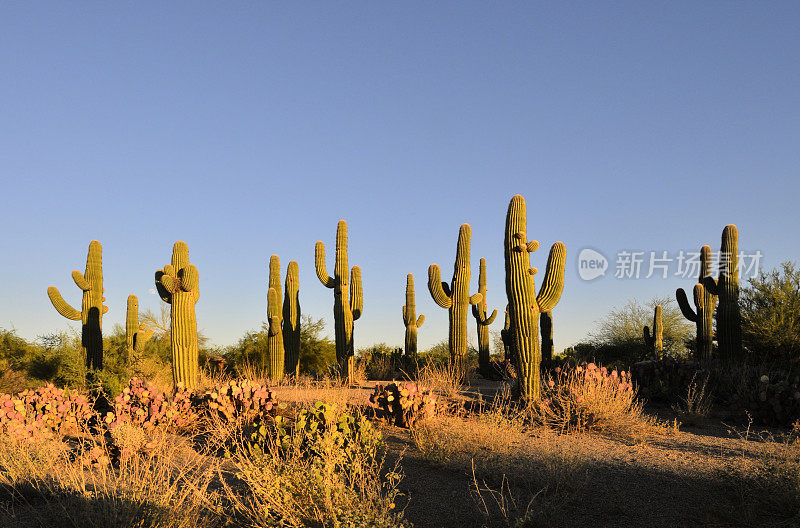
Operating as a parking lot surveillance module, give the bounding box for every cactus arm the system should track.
[469,293,483,305]
[47,286,82,320]
[134,325,153,353]
[315,241,336,288]
[428,264,453,309]
[102,305,109,314]
[676,287,698,322]
[416,314,425,327]
[441,281,452,298]
[643,326,653,347]
[402,305,409,325]
[702,276,719,296]
[484,309,498,325]
[350,266,362,320]
[181,265,199,292]
[526,240,540,253]
[72,271,90,291]
[154,271,173,303]
[535,242,567,312]
[268,315,281,336]
[693,283,707,309]
[159,273,177,294]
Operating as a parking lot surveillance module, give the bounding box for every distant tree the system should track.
[298,315,336,375]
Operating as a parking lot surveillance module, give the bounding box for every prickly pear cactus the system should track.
[155,241,199,389]
[282,260,301,377]
[702,225,742,360]
[429,224,483,367]
[47,240,108,370]
[676,245,717,363]
[471,258,497,376]
[315,220,363,382]
[643,305,664,358]
[266,255,285,382]
[504,195,566,400]
[126,294,153,368]
[402,274,425,357]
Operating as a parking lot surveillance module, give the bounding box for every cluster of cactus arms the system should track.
[428,224,483,367]
[47,240,107,371]
[702,224,742,360]
[316,220,363,381]
[282,260,301,377]
[266,255,285,382]
[676,245,717,363]
[643,305,664,357]
[155,241,199,389]
[402,274,425,357]
[126,294,153,367]
[540,311,553,363]
[504,195,566,401]
[471,258,498,375]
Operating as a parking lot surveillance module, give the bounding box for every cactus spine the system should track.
[402,274,425,357]
[315,220,363,381]
[282,260,301,377]
[471,258,498,375]
[266,255,285,382]
[504,195,566,401]
[702,225,742,360]
[540,311,554,363]
[643,305,664,357]
[429,224,483,367]
[155,241,199,389]
[47,240,107,370]
[676,245,717,363]
[126,294,153,368]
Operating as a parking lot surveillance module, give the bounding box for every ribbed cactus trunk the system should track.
[504,195,566,401]
[155,242,199,389]
[266,255,285,382]
[676,245,717,363]
[703,225,742,361]
[540,311,553,363]
[402,274,425,357]
[471,258,497,376]
[47,240,107,371]
[126,294,153,369]
[282,260,301,377]
[429,224,483,369]
[643,305,664,358]
[316,220,363,383]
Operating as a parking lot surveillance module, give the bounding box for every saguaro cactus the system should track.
[703,225,742,360]
[540,311,554,363]
[283,260,301,377]
[155,241,199,389]
[429,224,483,367]
[402,274,425,357]
[643,305,664,357]
[500,306,512,362]
[316,220,363,381]
[126,294,153,367]
[471,258,498,375]
[676,245,717,363]
[47,240,107,370]
[266,255,284,381]
[504,195,566,401]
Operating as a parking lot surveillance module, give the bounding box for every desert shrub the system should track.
[370,382,438,427]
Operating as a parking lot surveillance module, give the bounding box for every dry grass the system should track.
[416,361,466,401]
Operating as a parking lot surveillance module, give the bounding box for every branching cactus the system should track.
[266,255,284,382]
[471,258,498,375]
[702,224,742,360]
[540,311,554,363]
[155,241,199,389]
[316,220,363,381]
[125,294,153,368]
[47,240,107,370]
[282,260,301,377]
[429,224,483,367]
[676,245,717,363]
[643,305,664,358]
[504,195,566,401]
[402,274,425,357]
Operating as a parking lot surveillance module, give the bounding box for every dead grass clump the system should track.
[416,360,465,401]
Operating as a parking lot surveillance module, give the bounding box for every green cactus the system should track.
[500,305,513,362]
[643,305,664,357]
[282,260,301,377]
[266,255,284,382]
[155,241,199,389]
[47,240,107,371]
[540,311,554,363]
[471,258,498,376]
[504,195,566,401]
[126,294,153,369]
[315,220,363,382]
[402,274,425,357]
[676,245,717,363]
[702,224,742,360]
[429,224,483,367]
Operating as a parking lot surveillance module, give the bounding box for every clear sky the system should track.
[1,2,798,353]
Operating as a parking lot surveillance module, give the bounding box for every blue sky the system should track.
[1,2,798,353]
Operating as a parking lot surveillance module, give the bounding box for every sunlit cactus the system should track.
[429,224,483,367]
[155,241,199,389]
[643,305,664,357]
[126,294,153,367]
[471,258,497,375]
[47,240,107,370]
[316,220,363,382]
[540,311,554,362]
[676,245,717,363]
[702,225,742,360]
[282,260,301,377]
[504,195,566,400]
[402,274,425,357]
[266,255,284,382]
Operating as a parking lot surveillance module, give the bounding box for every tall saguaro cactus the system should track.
[676,245,717,363]
[702,225,742,360]
[504,195,566,401]
[266,255,284,381]
[500,306,512,362]
[540,311,554,363]
[155,241,199,389]
[402,274,425,357]
[283,260,301,377]
[429,224,483,367]
[471,258,498,375]
[643,305,664,358]
[316,220,363,381]
[126,294,153,368]
[47,240,107,370]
